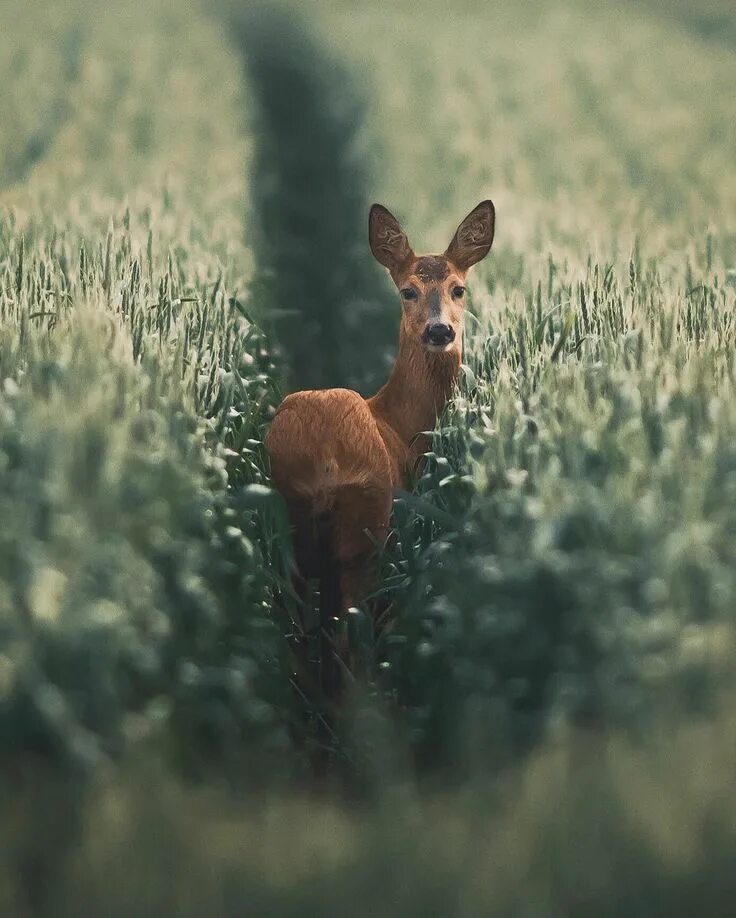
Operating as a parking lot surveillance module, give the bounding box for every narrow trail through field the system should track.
[232,5,395,395]
[638,0,736,48]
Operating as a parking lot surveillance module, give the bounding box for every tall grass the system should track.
[381,249,736,770]
[6,711,736,916]
[1,0,736,913]
[0,0,297,789]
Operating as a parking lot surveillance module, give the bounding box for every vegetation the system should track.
[1,0,735,913]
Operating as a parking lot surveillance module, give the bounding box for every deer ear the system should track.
[369,204,414,277]
[445,200,495,271]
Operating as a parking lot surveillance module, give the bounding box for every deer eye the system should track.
[452,285,466,299]
[401,288,418,301]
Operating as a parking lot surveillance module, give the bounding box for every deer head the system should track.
[369,200,495,353]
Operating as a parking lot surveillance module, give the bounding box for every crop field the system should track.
[1,0,736,913]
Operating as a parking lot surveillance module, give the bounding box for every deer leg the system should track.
[331,483,393,616]
[316,485,391,710]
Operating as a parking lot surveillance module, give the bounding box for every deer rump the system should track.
[265,387,396,608]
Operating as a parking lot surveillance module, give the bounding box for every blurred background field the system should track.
[1,0,736,913]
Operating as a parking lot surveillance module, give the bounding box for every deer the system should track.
[265,200,495,696]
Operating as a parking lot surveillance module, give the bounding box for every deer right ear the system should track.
[445,200,495,271]
[369,204,414,278]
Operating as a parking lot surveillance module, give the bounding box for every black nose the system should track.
[425,323,455,346]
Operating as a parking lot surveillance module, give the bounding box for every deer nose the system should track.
[424,323,455,347]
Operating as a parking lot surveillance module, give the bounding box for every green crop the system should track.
[1,0,736,913]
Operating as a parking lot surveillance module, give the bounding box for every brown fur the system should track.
[413,256,450,283]
[265,201,495,627]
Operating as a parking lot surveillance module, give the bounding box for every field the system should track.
[1,0,736,913]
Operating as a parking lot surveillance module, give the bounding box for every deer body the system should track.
[265,201,495,634]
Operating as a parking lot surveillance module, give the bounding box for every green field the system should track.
[2,0,736,913]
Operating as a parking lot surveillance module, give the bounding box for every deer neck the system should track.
[368,329,461,451]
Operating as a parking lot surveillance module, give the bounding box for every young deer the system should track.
[265,201,495,687]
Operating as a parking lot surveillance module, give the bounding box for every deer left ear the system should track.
[369,204,414,278]
[445,200,495,271]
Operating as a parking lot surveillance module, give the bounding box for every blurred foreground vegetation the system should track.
[1,0,736,913]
